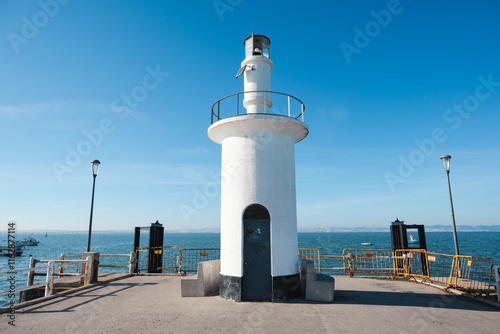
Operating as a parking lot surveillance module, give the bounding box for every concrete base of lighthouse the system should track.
[219,275,242,302]
[220,273,301,302]
[272,274,301,301]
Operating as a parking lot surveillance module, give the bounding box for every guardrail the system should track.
[135,246,181,273]
[298,248,321,273]
[0,256,92,300]
[179,248,220,273]
[343,249,396,277]
[99,253,136,274]
[211,90,305,124]
[135,246,220,274]
[394,249,449,283]
[394,249,495,297]
[451,255,494,297]
[318,255,345,274]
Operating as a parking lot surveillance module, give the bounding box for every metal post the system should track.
[287,95,291,117]
[84,256,92,285]
[27,257,36,286]
[45,261,54,297]
[129,251,137,274]
[87,174,97,252]
[59,253,65,274]
[445,170,460,256]
[264,90,266,113]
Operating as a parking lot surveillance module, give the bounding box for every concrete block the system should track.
[181,260,220,297]
[302,260,335,303]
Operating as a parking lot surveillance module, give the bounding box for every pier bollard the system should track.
[129,251,137,274]
[82,252,100,283]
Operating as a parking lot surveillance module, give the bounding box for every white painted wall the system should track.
[242,56,273,114]
[212,116,306,277]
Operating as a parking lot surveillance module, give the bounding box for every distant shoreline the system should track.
[1,225,500,234]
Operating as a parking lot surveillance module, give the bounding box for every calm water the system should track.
[1,231,499,307]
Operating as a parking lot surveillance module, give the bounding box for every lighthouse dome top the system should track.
[244,34,270,58]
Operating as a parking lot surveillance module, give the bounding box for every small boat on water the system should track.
[0,244,24,256]
[361,242,373,246]
[20,237,40,246]
[408,234,418,244]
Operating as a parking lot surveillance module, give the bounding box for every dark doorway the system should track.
[242,204,271,301]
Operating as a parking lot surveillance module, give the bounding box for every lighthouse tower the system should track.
[208,34,308,302]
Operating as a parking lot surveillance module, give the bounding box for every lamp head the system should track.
[440,154,451,173]
[91,160,101,176]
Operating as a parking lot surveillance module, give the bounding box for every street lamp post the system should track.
[440,154,459,256]
[87,160,101,252]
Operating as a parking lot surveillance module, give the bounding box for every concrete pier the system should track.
[1,275,498,333]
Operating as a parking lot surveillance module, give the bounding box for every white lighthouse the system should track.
[208,34,308,302]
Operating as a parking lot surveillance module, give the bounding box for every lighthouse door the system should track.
[242,204,271,301]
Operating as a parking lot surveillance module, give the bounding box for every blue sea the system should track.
[1,231,499,307]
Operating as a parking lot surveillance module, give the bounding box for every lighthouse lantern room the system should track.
[208,33,308,302]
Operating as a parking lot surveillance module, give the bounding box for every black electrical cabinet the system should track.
[390,218,427,251]
[390,218,428,276]
[133,221,164,273]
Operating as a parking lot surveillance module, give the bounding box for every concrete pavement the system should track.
[1,275,499,334]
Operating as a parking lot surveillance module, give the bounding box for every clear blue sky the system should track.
[1,0,499,231]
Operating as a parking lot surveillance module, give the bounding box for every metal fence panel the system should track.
[393,250,494,297]
[318,255,345,275]
[160,246,181,273]
[179,248,220,273]
[135,246,181,273]
[343,249,395,277]
[298,248,320,273]
[451,255,494,297]
[394,249,431,280]
[425,251,455,285]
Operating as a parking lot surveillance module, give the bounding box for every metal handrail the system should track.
[179,248,220,273]
[135,245,181,273]
[298,248,321,273]
[99,253,135,270]
[211,90,305,124]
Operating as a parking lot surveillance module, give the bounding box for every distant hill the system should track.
[2,225,499,234]
[298,225,500,233]
[423,225,500,232]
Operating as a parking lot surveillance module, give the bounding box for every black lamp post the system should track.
[440,154,459,256]
[87,160,101,252]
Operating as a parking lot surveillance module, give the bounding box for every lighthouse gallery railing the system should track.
[211,91,305,124]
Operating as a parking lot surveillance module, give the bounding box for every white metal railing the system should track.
[211,91,306,124]
[99,252,136,274]
[0,256,92,299]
